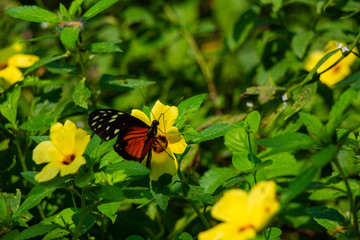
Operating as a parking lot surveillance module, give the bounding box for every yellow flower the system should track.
[0,54,39,85]
[198,181,280,240]
[305,41,357,86]
[131,100,187,181]
[33,120,90,182]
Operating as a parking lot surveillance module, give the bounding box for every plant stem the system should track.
[163,5,221,115]
[333,159,360,237]
[247,130,257,184]
[72,187,87,240]
[76,42,87,79]
[178,168,211,229]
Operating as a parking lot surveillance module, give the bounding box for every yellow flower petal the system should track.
[147,151,178,181]
[7,54,39,68]
[167,126,187,154]
[35,163,60,182]
[60,155,86,176]
[151,100,178,133]
[50,120,77,156]
[33,141,62,164]
[198,222,256,240]
[211,189,249,222]
[0,65,23,84]
[130,109,151,126]
[74,128,90,156]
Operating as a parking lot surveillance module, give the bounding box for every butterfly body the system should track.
[88,109,159,168]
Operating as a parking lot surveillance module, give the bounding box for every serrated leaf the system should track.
[105,161,151,176]
[199,167,237,194]
[72,212,96,234]
[83,0,119,19]
[244,110,261,133]
[311,145,337,167]
[232,152,254,172]
[42,228,69,240]
[88,41,123,53]
[60,27,81,49]
[69,0,84,17]
[175,94,206,128]
[24,53,68,75]
[74,171,94,188]
[306,206,346,232]
[46,62,77,74]
[97,202,120,223]
[184,185,214,204]
[90,138,116,160]
[14,185,56,218]
[72,81,91,109]
[97,186,124,201]
[284,82,317,120]
[190,123,230,144]
[85,135,102,157]
[20,115,56,131]
[6,5,60,23]
[17,222,56,240]
[280,166,318,204]
[224,125,257,154]
[31,136,50,144]
[99,150,123,169]
[150,175,172,211]
[259,152,303,178]
[291,31,314,59]
[0,86,21,128]
[299,112,324,138]
[59,4,69,21]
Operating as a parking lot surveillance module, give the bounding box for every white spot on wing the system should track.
[106,126,110,131]
[114,129,120,134]
[109,119,116,122]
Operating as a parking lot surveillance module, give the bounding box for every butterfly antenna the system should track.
[138,89,156,120]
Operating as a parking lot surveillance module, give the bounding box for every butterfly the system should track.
[88,109,160,168]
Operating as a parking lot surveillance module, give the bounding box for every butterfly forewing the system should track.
[88,109,156,162]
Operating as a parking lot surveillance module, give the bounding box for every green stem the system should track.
[15,137,27,172]
[178,168,211,229]
[75,42,87,79]
[247,130,257,184]
[333,159,359,237]
[72,187,87,240]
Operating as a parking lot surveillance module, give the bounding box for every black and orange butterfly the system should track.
[88,109,159,168]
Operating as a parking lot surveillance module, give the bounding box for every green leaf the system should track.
[284,82,317,120]
[0,86,21,128]
[327,88,357,132]
[6,5,60,23]
[306,206,347,232]
[22,34,59,43]
[20,115,56,131]
[14,185,56,218]
[42,228,69,240]
[88,41,123,53]
[90,138,117,161]
[24,53,68,75]
[244,110,261,133]
[299,112,324,138]
[99,150,123,169]
[125,236,145,240]
[259,152,303,178]
[224,125,257,154]
[291,31,314,59]
[69,0,84,17]
[311,145,337,167]
[0,138,10,151]
[85,135,102,157]
[175,94,206,128]
[31,136,50,144]
[74,171,94,188]
[184,185,214,204]
[175,232,193,240]
[97,202,120,223]
[72,81,91,109]
[59,3,70,21]
[257,132,315,155]
[264,227,282,240]
[199,167,238,194]
[105,161,151,176]
[150,174,172,211]
[309,187,346,201]
[190,123,230,144]
[99,75,155,90]
[46,62,77,74]
[226,7,259,51]
[83,0,119,19]
[280,166,318,205]
[97,186,124,201]
[20,171,38,185]
[17,222,56,240]
[72,211,96,234]
[232,152,254,172]
[60,27,81,49]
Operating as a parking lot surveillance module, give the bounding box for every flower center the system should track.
[62,154,76,165]
[238,224,254,232]
[0,63,7,70]
[152,134,168,153]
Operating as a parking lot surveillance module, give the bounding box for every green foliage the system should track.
[2,0,360,239]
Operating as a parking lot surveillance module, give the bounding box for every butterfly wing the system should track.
[88,109,152,161]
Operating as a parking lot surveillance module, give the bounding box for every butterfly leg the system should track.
[146,149,152,169]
